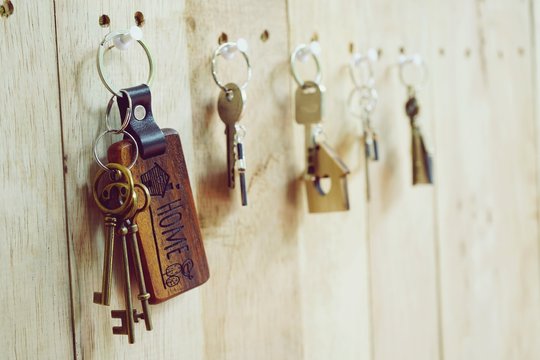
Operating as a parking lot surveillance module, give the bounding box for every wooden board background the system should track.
[2,0,540,359]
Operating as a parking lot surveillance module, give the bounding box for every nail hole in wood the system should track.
[439,48,445,56]
[497,50,503,58]
[311,33,319,42]
[518,47,525,56]
[0,1,14,18]
[377,48,383,58]
[218,32,228,45]
[399,46,405,54]
[465,48,471,57]
[134,11,145,27]
[99,14,110,28]
[260,29,270,42]
[349,43,354,54]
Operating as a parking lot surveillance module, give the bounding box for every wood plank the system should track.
[434,0,540,358]
[287,1,372,359]
[54,2,205,358]
[184,1,304,358]
[362,1,440,359]
[0,1,74,358]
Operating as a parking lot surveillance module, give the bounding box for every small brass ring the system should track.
[93,129,139,171]
[105,90,133,134]
[290,44,322,87]
[399,56,428,89]
[211,42,252,92]
[97,31,154,97]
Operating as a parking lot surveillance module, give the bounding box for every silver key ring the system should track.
[349,53,374,88]
[348,85,378,118]
[399,55,428,89]
[105,90,133,134]
[290,44,322,87]
[211,41,252,92]
[93,129,139,171]
[97,30,154,97]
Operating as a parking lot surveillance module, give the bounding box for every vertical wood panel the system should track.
[287,2,372,359]
[0,1,74,359]
[362,1,440,359]
[185,1,304,359]
[55,2,205,358]
[435,0,540,358]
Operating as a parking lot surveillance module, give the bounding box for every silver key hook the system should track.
[399,54,428,90]
[211,38,252,93]
[290,41,322,87]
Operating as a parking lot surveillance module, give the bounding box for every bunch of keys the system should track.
[92,131,152,344]
[290,42,351,213]
[212,39,251,206]
[399,55,433,185]
[348,49,380,200]
[92,16,209,343]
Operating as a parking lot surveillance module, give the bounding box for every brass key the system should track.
[218,82,245,189]
[111,224,136,344]
[93,164,136,306]
[126,183,152,331]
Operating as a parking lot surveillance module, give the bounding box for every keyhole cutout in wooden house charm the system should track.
[305,142,350,213]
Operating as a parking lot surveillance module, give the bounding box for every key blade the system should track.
[226,126,236,189]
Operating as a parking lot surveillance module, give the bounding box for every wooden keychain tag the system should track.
[108,85,209,304]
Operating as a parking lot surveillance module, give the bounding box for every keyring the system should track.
[211,41,252,92]
[349,53,374,88]
[105,90,133,133]
[97,31,154,97]
[290,43,322,87]
[93,129,139,171]
[348,86,378,118]
[399,55,428,89]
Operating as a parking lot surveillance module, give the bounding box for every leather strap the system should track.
[118,84,166,159]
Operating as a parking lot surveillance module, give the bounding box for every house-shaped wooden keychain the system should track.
[305,141,350,213]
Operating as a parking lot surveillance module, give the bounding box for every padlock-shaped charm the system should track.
[295,81,325,124]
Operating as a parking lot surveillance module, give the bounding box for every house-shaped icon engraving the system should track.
[305,141,350,213]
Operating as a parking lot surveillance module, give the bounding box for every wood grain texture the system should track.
[0,1,74,359]
[3,1,540,359]
[434,0,540,358]
[358,1,441,360]
[184,1,304,358]
[287,1,373,359]
[55,1,204,358]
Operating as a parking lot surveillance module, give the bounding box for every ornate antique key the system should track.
[212,39,251,206]
[92,159,153,343]
[291,42,351,213]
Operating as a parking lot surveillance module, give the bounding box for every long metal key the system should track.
[126,183,152,331]
[111,223,136,344]
[218,82,245,190]
[93,165,136,306]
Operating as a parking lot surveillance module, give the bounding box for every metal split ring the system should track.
[105,90,132,134]
[93,129,139,171]
[348,86,378,119]
[211,41,252,92]
[97,30,154,97]
[290,44,322,87]
[399,55,428,89]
